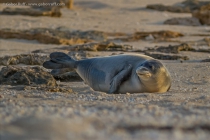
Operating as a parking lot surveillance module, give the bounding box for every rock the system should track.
[146,4,191,13]
[123,30,184,42]
[0,54,49,66]
[145,52,189,60]
[69,42,133,51]
[0,28,107,45]
[1,6,61,17]
[154,43,194,54]
[201,59,210,62]
[180,0,209,11]
[146,0,210,13]
[164,17,201,26]
[192,4,210,25]
[0,66,57,86]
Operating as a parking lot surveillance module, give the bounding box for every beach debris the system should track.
[0,54,49,66]
[0,66,57,86]
[1,6,61,17]
[164,17,201,26]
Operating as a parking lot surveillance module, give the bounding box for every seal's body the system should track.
[43,52,171,94]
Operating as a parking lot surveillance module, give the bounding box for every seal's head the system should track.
[136,59,171,93]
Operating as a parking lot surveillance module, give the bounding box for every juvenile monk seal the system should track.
[43,52,171,94]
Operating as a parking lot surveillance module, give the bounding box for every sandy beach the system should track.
[0,0,210,140]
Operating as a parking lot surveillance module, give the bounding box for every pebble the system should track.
[98,96,103,100]
[145,34,155,40]
[0,95,4,99]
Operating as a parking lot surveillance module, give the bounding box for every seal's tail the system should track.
[43,52,76,69]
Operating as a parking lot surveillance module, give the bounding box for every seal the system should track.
[43,52,171,94]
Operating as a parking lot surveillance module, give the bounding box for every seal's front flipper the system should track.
[43,52,76,69]
[108,64,132,94]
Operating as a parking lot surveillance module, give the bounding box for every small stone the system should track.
[0,95,4,99]
[145,34,155,40]
[98,96,103,100]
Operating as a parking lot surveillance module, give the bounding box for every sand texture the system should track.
[0,0,210,140]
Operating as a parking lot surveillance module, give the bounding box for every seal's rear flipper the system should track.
[43,52,76,69]
[108,64,132,94]
[43,61,64,69]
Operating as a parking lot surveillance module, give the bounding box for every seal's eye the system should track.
[148,64,154,70]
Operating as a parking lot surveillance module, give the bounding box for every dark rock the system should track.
[1,6,61,17]
[201,59,210,62]
[146,4,190,13]
[121,30,184,42]
[145,52,189,60]
[68,42,133,51]
[192,4,210,25]
[0,28,107,45]
[146,0,210,13]
[180,0,209,11]
[0,54,49,66]
[154,43,194,54]
[0,66,56,86]
[164,17,201,26]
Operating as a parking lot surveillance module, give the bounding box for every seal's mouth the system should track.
[136,67,152,78]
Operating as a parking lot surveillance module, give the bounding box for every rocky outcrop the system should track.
[0,66,57,86]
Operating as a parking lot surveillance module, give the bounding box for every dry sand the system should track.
[0,0,210,140]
